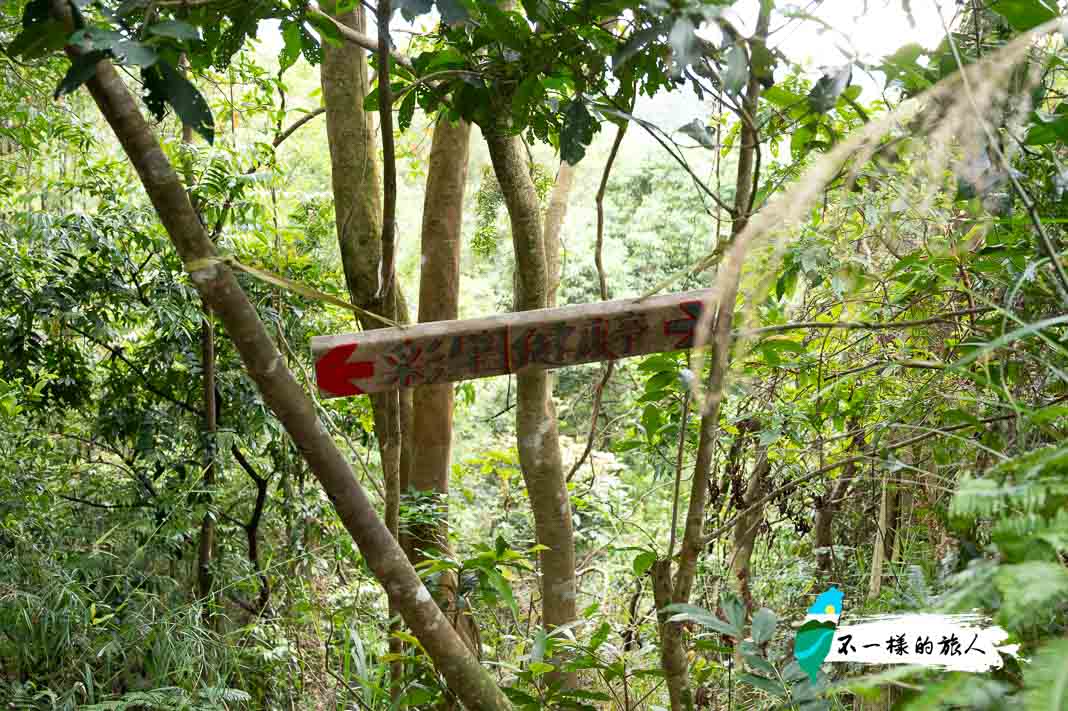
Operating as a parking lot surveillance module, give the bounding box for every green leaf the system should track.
[662,603,742,637]
[738,673,786,698]
[436,0,470,25]
[560,99,596,165]
[678,119,716,148]
[641,404,662,440]
[147,20,200,40]
[528,661,555,675]
[723,43,747,96]
[990,0,1058,31]
[1022,638,1068,709]
[749,40,775,81]
[645,371,675,392]
[632,550,656,576]
[1025,109,1068,145]
[299,24,322,66]
[721,592,746,634]
[485,569,519,618]
[791,124,814,155]
[510,74,542,129]
[668,17,698,75]
[589,621,611,652]
[395,0,433,22]
[743,652,776,676]
[613,23,664,71]
[995,561,1068,630]
[304,11,342,47]
[279,19,302,74]
[54,50,107,99]
[531,627,547,663]
[398,89,417,131]
[808,65,851,113]
[750,608,777,644]
[112,40,157,67]
[141,61,215,144]
[6,20,68,59]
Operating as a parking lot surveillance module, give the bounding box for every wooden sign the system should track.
[312,289,709,398]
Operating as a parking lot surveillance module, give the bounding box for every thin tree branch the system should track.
[703,401,1067,546]
[273,107,326,148]
[308,5,414,70]
[735,306,993,337]
[377,0,397,303]
[68,324,201,416]
[55,493,150,509]
[566,119,627,483]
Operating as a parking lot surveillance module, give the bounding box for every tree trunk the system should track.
[730,451,770,613]
[411,116,477,651]
[484,130,576,673]
[653,6,772,709]
[51,11,511,708]
[653,559,692,711]
[196,311,217,612]
[868,479,898,599]
[814,425,865,578]
[318,0,406,528]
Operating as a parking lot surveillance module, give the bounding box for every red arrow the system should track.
[315,343,375,397]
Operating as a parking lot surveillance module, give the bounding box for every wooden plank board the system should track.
[312,289,710,398]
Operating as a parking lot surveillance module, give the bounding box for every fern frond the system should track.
[1021,638,1068,710]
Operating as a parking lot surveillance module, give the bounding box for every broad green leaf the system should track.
[632,550,656,576]
[144,61,215,144]
[398,89,417,131]
[528,661,555,675]
[995,561,1068,630]
[112,40,157,67]
[743,652,776,676]
[436,0,470,24]
[279,19,302,75]
[6,20,67,59]
[589,621,611,652]
[1021,638,1068,710]
[395,0,433,21]
[667,16,697,75]
[147,20,200,41]
[723,43,747,96]
[54,49,108,99]
[738,673,786,698]
[990,0,1058,31]
[663,603,742,637]
[750,607,777,644]
[721,592,746,634]
[486,568,519,618]
[511,74,543,128]
[560,99,597,165]
[808,65,851,113]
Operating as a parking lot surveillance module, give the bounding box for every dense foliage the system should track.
[2,0,1068,709]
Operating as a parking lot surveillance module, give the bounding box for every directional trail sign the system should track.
[312,289,710,398]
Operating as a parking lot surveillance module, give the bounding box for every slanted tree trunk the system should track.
[484,130,576,674]
[50,16,512,707]
[410,116,477,651]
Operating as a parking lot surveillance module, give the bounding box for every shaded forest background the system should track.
[2,0,1068,709]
